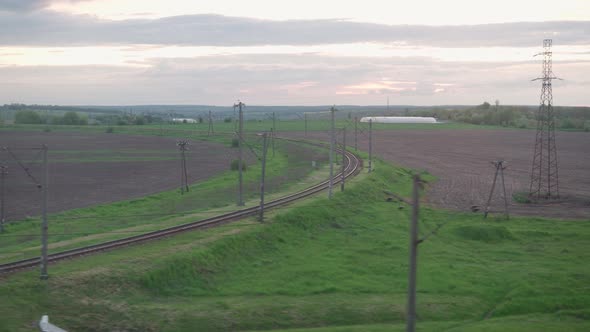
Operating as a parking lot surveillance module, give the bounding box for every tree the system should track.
[62,111,86,125]
[15,110,42,124]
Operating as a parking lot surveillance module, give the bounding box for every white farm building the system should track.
[359,116,437,124]
[172,118,198,124]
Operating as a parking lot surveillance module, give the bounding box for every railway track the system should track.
[0,138,362,275]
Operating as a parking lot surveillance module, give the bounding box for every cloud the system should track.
[0,0,90,12]
[0,0,51,11]
[2,53,588,105]
[0,11,588,47]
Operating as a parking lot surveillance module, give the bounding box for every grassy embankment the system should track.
[1,156,588,331]
[0,137,330,263]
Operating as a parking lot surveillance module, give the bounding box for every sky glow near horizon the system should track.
[1,0,589,106]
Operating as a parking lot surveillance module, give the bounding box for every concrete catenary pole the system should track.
[207,110,214,136]
[368,119,373,173]
[259,132,269,222]
[354,116,358,151]
[40,145,49,280]
[237,101,245,206]
[304,113,308,137]
[272,112,276,135]
[328,106,336,199]
[0,165,6,233]
[270,127,275,157]
[179,142,185,194]
[340,127,346,192]
[177,140,189,194]
[406,174,420,332]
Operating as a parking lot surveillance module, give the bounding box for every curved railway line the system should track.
[0,138,362,275]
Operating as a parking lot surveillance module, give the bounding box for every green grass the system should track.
[1,157,588,331]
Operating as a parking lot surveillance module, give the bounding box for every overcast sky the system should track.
[0,0,588,106]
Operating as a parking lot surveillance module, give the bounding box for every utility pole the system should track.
[406,174,420,332]
[0,165,6,233]
[259,132,269,222]
[529,39,560,200]
[235,101,245,206]
[328,106,336,199]
[354,116,358,151]
[272,112,276,136]
[270,127,275,157]
[304,113,308,137]
[368,119,373,173]
[340,127,346,192]
[177,140,189,194]
[207,110,214,136]
[40,145,48,280]
[484,160,509,219]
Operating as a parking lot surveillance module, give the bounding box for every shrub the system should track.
[230,159,246,171]
[231,138,239,148]
[105,127,114,133]
[15,110,42,124]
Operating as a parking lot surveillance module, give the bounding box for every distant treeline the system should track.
[2,103,121,115]
[14,110,88,125]
[409,102,590,131]
[3,102,589,130]
[11,109,167,126]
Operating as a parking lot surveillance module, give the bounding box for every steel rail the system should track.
[0,138,362,275]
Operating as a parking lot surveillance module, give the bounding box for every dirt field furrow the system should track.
[286,128,590,220]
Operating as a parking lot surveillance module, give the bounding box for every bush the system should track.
[230,159,246,171]
[105,127,114,133]
[231,138,240,148]
[15,110,42,124]
[134,116,146,125]
[58,111,88,125]
[224,117,233,123]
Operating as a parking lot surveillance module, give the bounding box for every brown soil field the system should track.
[286,128,590,220]
[0,131,244,221]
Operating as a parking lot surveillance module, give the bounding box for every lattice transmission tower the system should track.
[529,39,560,199]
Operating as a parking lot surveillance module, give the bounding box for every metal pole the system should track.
[354,116,358,151]
[406,174,420,332]
[180,144,185,195]
[208,110,214,136]
[259,132,268,222]
[341,127,346,192]
[238,102,244,206]
[484,162,500,219]
[182,146,189,192]
[500,163,509,219]
[271,127,275,157]
[0,165,6,233]
[328,106,335,199]
[40,145,49,280]
[304,113,308,137]
[368,119,373,173]
[272,112,276,136]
